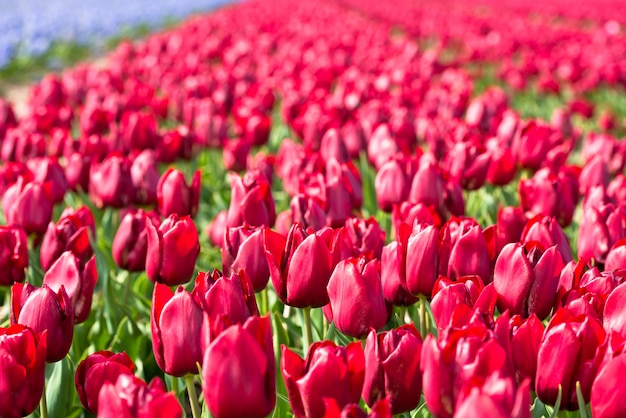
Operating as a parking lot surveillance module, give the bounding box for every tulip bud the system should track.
[40,208,94,271]
[510,315,544,387]
[519,168,579,227]
[343,217,385,261]
[151,284,204,376]
[326,257,387,338]
[43,251,97,324]
[130,149,159,206]
[381,235,418,307]
[455,373,530,418]
[120,110,158,151]
[146,214,200,286]
[2,178,55,235]
[404,222,440,297]
[512,120,558,171]
[222,225,271,292]
[112,209,159,272]
[207,210,228,247]
[89,154,134,209]
[282,341,364,418]
[27,157,68,203]
[11,283,74,362]
[375,159,411,212]
[0,325,47,417]
[521,215,573,263]
[203,316,275,418]
[0,225,29,286]
[75,351,135,414]
[195,269,259,327]
[98,375,182,418]
[591,352,626,418]
[157,168,201,218]
[65,152,91,192]
[362,325,423,414]
[536,307,606,410]
[264,224,336,308]
[430,275,491,330]
[290,194,327,232]
[227,170,276,227]
[439,218,491,284]
[493,242,564,320]
[444,140,491,191]
[578,204,626,264]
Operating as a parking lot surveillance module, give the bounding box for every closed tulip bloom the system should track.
[578,204,626,264]
[521,215,573,263]
[430,275,491,330]
[519,168,579,228]
[323,398,392,418]
[120,110,158,151]
[151,284,204,376]
[264,224,336,308]
[455,373,530,418]
[344,217,386,261]
[326,257,387,338]
[222,225,271,292]
[98,375,182,418]
[486,137,517,186]
[496,206,527,247]
[203,316,275,418]
[75,351,135,414]
[11,283,74,362]
[536,307,606,410]
[0,325,47,418]
[324,159,363,228]
[421,324,512,418]
[2,178,55,235]
[156,168,201,218]
[603,281,626,338]
[146,214,200,286]
[290,194,327,232]
[89,154,134,209]
[444,140,491,191]
[0,225,29,286]
[375,159,411,212]
[404,222,439,297]
[591,352,626,418]
[493,242,564,320]
[511,120,558,171]
[40,209,93,271]
[362,325,423,414]
[439,218,491,284]
[130,150,160,206]
[605,238,626,271]
[282,341,364,418]
[113,209,158,272]
[579,155,609,196]
[510,315,544,387]
[26,157,68,203]
[195,269,259,326]
[380,233,418,307]
[409,157,446,218]
[206,210,228,247]
[227,170,276,227]
[223,138,252,172]
[43,252,97,324]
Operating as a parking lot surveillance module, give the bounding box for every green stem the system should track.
[302,308,313,351]
[123,271,132,304]
[40,383,48,418]
[419,294,428,338]
[261,287,269,315]
[322,314,329,337]
[172,377,179,398]
[185,375,202,418]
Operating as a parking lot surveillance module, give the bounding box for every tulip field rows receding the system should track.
[1,0,626,417]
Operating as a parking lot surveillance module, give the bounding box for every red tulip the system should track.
[222,225,271,292]
[509,315,544,387]
[113,209,159,272]
[2,178,55,235]
[227,170,276,227]
[75,351,135,414]
[0,225,29,286]
[578,204,626,264]
[264,224,336,308]
[362,325,423,414]
[375,158,411,212]
[40,207,94,271]
[591,352,626,418]
[0,324,47,418]
[536,307,605,410]
[151,284,204,376]
[521,215,573,263]
[439,217,491,284]
[430,275,495,330]
[455,373,530,418]
[282,341,364,418]
[493,242,564,320]
[404,222,440,297]
[202,316,275,418]
[156,168,201,218]
[519,167,579,227]
[26,157,68,203]
[130,150,159,206]
[89,154,135,209]
[323,398,391,418]
[146,214,200,286]
[11,283,74,362]
[43,252,97,324]
[380,229,418,307]
[326,257,387,338]
[98,375,182,418]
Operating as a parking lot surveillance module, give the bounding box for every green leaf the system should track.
[576,381,588,418]
[45,357,75,418]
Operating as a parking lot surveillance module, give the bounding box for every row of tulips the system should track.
[1,0,626,417]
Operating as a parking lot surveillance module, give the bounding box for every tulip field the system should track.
[2,0,626,416]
